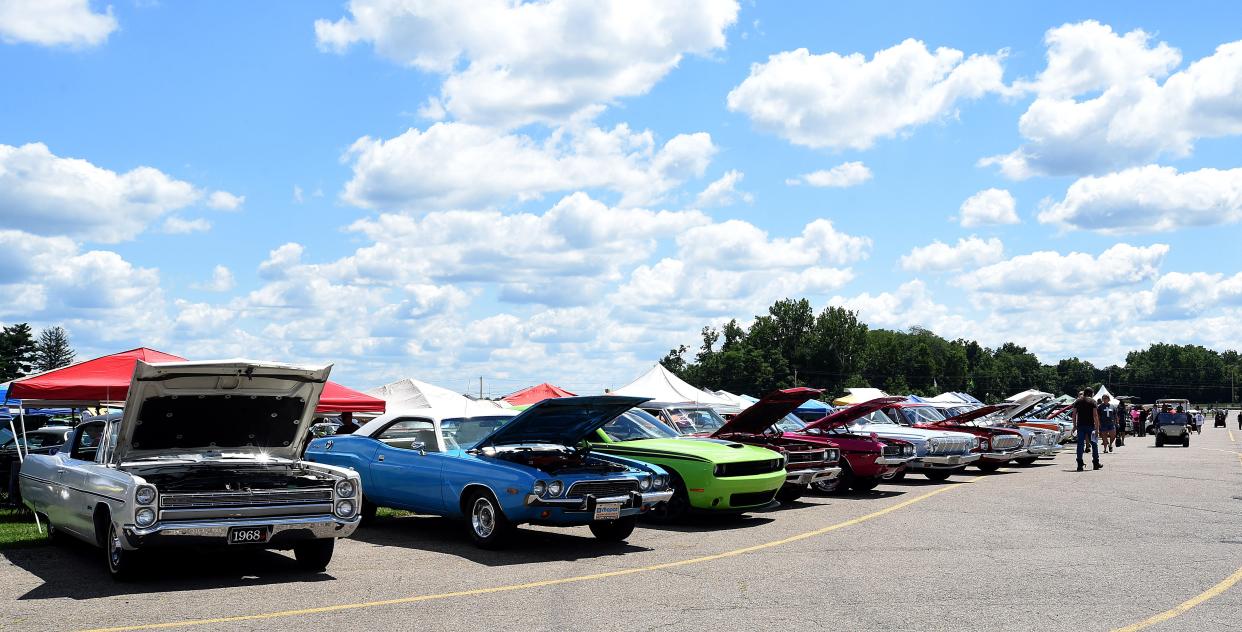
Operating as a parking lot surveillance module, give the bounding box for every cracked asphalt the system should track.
[3,416,1241,632]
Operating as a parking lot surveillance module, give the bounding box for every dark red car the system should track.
[780,397,916,492]
[880,402,1025,472]
[686,387,841,503]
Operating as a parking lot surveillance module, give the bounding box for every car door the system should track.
[367,418,447,513]
[58,422,110,538]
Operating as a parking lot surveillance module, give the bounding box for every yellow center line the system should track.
[80,478,981,632]
[1228,429,1235,442]
[1112,566,1242,632]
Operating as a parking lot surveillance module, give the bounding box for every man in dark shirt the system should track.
[1072,387,1102,471]
[1137,407,1149,436]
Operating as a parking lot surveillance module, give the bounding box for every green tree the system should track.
[0,323,37,381]
[34,325,76,372]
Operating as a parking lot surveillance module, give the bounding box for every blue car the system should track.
[304,395,673,548]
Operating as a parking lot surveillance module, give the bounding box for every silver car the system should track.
[19,360,362,579]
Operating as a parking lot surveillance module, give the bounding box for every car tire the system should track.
[465,490,513,549]
[293,538,335,572]
[923,469,956,482]
[1155,435,1164,447]
[1015,457,1038,466]
[775,484,805,504]
[359,495,378,525]
[39,514,64,544]
[1183,436,1190,447]
[105,521,142,581]
[888,469,907,482]
[977,461,1002,473]
[813,462,850,494]
[849,477,880,492]
[647,474,689,522]
[589,515,637,542]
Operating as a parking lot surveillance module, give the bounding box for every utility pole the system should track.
[479,376,483,399]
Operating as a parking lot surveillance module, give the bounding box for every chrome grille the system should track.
[927,437,973,455]
[786,449,827,463]
[993,435,1022,450]
[160,488,332,509]
[565,480,639,499]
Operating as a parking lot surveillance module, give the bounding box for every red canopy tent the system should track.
[7,347,384,414]
[502,383,577,407]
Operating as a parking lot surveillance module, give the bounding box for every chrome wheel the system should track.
[471,497,496,539]
[108,524,123,571]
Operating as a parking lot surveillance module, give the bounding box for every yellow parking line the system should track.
[1112,566,1242,632]
[1228,429,1235,442]
[80,478,981,632]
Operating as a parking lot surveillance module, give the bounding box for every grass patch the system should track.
[0,508,46,550]
[375,507,416,520]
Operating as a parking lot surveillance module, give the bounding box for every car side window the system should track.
[69,422,106,461]
[376,419,438,452]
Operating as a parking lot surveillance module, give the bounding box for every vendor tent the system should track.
[6,347,384,414]
[832,387,889,406]
[1094,384,1115,401]
[368,378,502,416]
[610,364,733,405]
[502,383,576,407]
[712,390,755,410]
[794,398,832,415]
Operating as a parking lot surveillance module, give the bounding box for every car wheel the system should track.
[1155,435,1164,447]
[888,469,907,482]
[359,495,378,525]
[813,462,849,494]
[775,484,805,504]
[923,469,955,482]
[38,514,64,544]
[1015,457,1038,466]
[105,521,142,581]
[293,539,335,571]
[647,474,689,522]
[1183,436,1190,447]
[849,477,880,492]
[977,461,1002,473]
[589,515,637,542]
[465,490,513,549]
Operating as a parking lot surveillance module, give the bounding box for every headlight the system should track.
[533,480,547,496]
[335,479,356,498]
[547,480,564,497]
[638,476,652,491]
[652,475,668,489]
[135,507,156,527]
[135,485,157,505]
[335,499,356,517]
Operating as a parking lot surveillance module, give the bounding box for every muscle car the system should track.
[590,409,787,518]
[305,396,673,548]
[2,425,73,507]
[880,402,1025,472]
[776,402,914,493]
[19,360,362,579]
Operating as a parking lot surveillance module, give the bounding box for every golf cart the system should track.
[1152,407,1190,447]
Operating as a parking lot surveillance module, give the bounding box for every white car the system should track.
[845,405,979,481]
[19,360,362,579]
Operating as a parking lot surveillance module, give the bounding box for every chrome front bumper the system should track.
[909,454,980,469]
[524,490,674,509]
[978,450,1024,462]
[122,514,360,550]
[786,466,841,485]
[1024,444,1062,458]
[875,456,913,466]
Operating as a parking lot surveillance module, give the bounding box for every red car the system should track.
[780,398,916,492]
[686,387,841,503]
[879,402,1025,472]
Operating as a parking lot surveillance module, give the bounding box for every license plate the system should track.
[593,503,621,521]
[228,526,269,544]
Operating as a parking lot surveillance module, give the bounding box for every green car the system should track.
[590,409,786,517]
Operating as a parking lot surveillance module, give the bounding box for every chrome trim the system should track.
[524,490,673,510]
[159,503,333,521]
[122,514,359,549]
[785,467,841,485]
[874,456,913,466]
[909,454,981,468]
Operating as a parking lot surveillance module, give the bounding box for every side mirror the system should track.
[411,441,427,455]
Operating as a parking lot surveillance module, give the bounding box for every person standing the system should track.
[1237,408,1241,430]
[1115,399,1128,447]
[1137,406,1149,437]
[1073,388,1102,471]
[1098,395,1117,453]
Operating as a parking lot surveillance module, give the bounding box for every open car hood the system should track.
[475,395,650,448]
[711,387,822,436]
[1001,393,1053,421]
[803,396,906,430]
[113,360,330,463]
[938,403,1013,425]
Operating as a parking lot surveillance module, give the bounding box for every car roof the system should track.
[355,408,517,437]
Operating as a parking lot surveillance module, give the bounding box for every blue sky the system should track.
[2,0,1241,395]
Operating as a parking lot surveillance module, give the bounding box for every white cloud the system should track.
[983,21,1242,178]
[958,188,1018,227]
[207,191,244,210]
[674,218,870,271]
[829,280,960,333]
[899,236,1004,272]
[1039,165,1242,234]
[694,170,752,207]
[0,142,224,242]
[958,243,1169,295]
[0,0,117,48]
[293,185,304,204]
[160,217,211,234]
[727,39,1007,149]
[1144,271,1242,320]
[192,265,235,292]
[341,122,715,210]
[315,0,739,127]
[785,162,872,188]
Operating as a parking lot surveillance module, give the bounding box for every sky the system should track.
[2,0,1241,396]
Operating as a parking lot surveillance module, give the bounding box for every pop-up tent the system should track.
[368,378,502,416]
[610,364,734,405]
[6,347,384,414]
[832,387,889,406]
[502,383,576,407]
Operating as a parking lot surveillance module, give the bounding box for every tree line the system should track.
[660,298,1242,405]
[0,324,76,382]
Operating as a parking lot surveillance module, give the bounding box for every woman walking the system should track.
[1097,394,1118,453]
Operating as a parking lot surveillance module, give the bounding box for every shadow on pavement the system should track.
[4,538,334,601]
[806,489,905,501]
[352,514,651,565]
[637,513,775,533]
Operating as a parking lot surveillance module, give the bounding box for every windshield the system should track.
[601,410,681,441]
[1155,412,1188,425]
[896,406,947,425]
[657,406,728,435]
[773,413,806,433]
[853,410,897,426]
[441,416,515,450]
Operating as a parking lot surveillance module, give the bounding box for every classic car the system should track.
[775,402,914,493]
[19,360,362,579]
[675,388,841,503]
[809,397,979,481]
[2,425,74,507]
[590,409,787,518]
[880,402,1025,473]
[1152,409,1191,447]
[305,396,674,548]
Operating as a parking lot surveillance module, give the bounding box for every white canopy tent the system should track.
[926,392,971,404]
[611,365,734,405]
[1094,384,1115,401]
[712,390,755,410]
[832,387,889,406]
[1005,389,1052,402]
[366,378,505,417]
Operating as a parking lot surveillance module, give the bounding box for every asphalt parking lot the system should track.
[3,422,1240,632]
